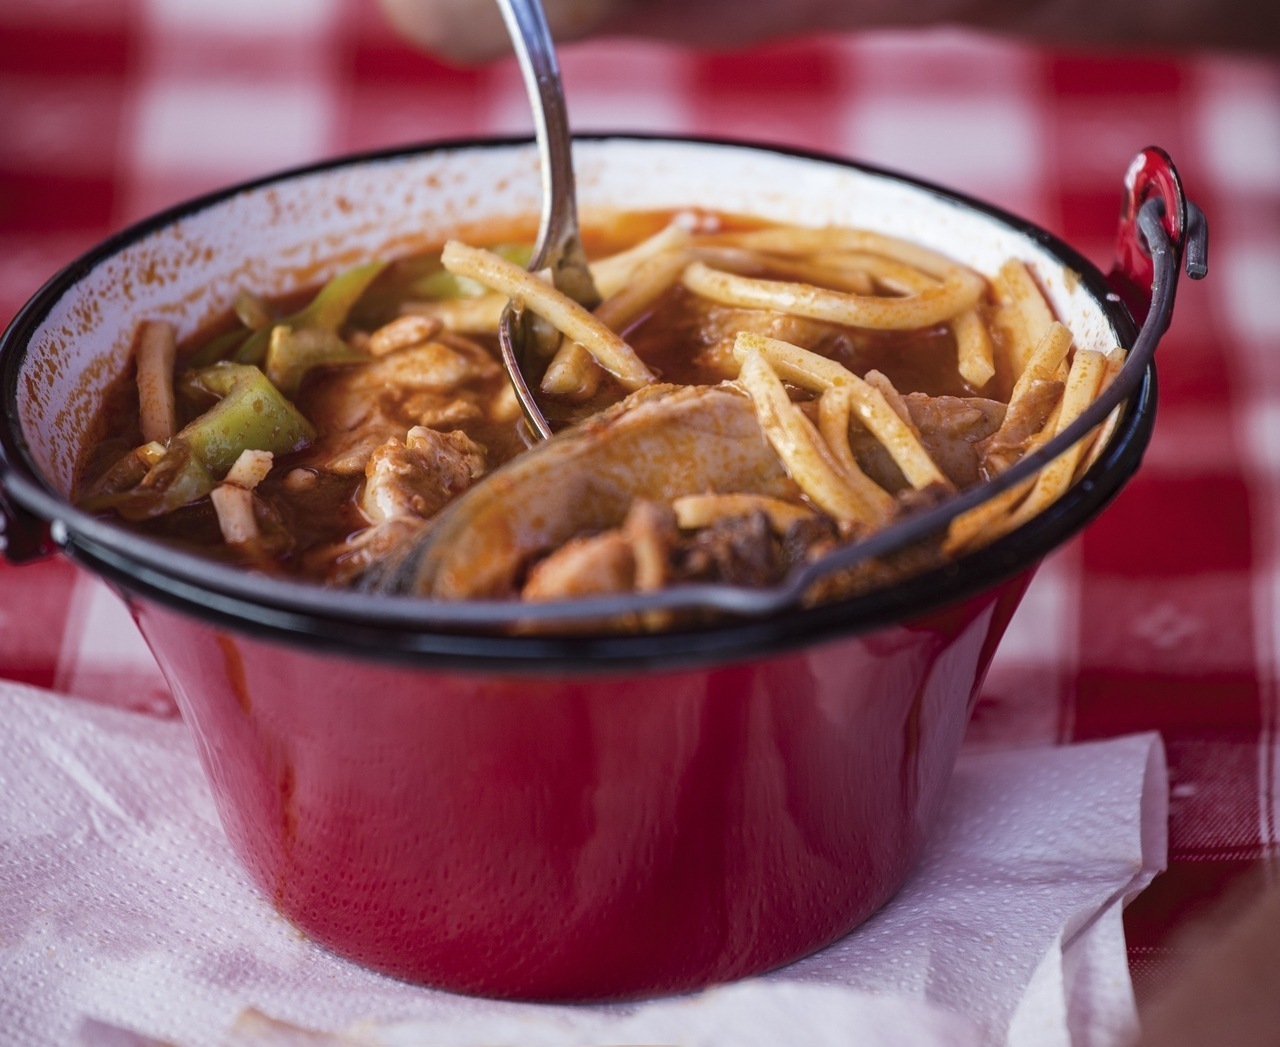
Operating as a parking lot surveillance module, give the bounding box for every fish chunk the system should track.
[850,394,1005,491]
[521,531,636,601]
[305,338,501,474]
[373,383,797,599]
[361,426,486,524]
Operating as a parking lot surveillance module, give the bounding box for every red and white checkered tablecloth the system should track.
[2,0,1278,1010]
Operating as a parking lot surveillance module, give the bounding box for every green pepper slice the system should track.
[81,439,215,520]
[179,363,315,475]
[265,325,366,398]
[409,242,533,300]
[185,326,250,370]
[234,260,388,366]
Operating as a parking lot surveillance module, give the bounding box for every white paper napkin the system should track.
[0,680,1166,1047]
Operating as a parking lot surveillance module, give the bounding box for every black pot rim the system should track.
[0,133,1150,675]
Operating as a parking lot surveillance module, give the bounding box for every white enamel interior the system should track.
[18,138,1120,495]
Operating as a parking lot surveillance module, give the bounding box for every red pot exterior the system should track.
[128,570,1031,1001]
[0,136,1175,1003]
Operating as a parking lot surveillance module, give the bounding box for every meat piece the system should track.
[673,510,782,588]
[893,481,952,519]
[780,513,841,569]
[524,498,823,604]
[515,502,680,637]
[318,517,429,588]
[977,378,1063,476]
[399,394,483,431]
[522,531,635,601]
[850,393,1005,491]
[304,338,500,475]
[367,315,443,357]
[306,339,498,425]
[904,394,1005,488]
[623,500,678,592]
[360,426,486,524]
[668,503,837,588]
[312,425,401,475]
[359,338,500,393]
[519,500,678,604]
[310,401,486,476]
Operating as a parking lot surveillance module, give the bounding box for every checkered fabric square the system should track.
[2,0,1278,1004]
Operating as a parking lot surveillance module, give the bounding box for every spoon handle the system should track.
[495,0,600,307]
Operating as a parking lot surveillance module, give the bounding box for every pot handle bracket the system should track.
[0,480,57,564]
[1109,145,1208,328]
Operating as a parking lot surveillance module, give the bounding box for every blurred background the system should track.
[2,0,1279,1007]
[4,0,1273,317]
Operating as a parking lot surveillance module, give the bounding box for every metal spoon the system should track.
[495,0,600,442]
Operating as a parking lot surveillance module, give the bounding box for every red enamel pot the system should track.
[0,137,1202,1000]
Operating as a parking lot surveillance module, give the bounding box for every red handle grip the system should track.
[1109,146,1192,324]
[0,482,55,563]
